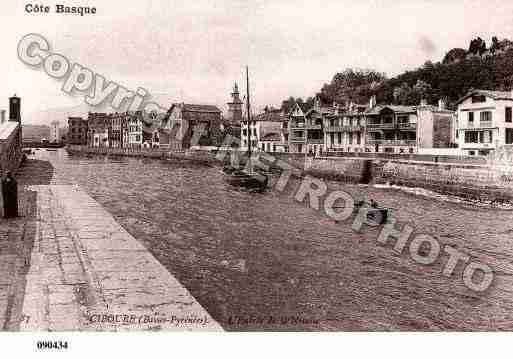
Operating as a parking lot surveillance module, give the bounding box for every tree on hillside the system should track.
[442,48,467,64]
[469,37,487,55]
[393,80,433,105]
[319,68,386,105]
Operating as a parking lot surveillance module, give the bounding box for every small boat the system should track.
[224,66,269,191]
[364,199,389,224]
[224,168,269,190]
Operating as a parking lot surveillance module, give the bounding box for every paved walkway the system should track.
[15,185,222,331]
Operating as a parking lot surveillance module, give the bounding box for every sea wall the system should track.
[65,145,513,201]
[308,156,513,202]
[0,122,23,177]
[66,145,217,165]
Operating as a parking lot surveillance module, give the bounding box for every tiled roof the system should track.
[365,105,417,115]
[182,104,221,113]
[0,121,18,141]
[254,109,284,122]
[417,104,455,114]
[455,89,513,105]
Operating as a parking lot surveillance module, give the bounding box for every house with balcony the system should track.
[365,105,418,153]
[286,102,309,153]
[287,99,333,154]
[455,89,513,156]
[324,102,367,153]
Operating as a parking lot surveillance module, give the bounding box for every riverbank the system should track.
[33,148,513,330]
[0,159,42,330]
[64,145,513,203]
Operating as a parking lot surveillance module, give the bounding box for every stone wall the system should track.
[0,122,23,177]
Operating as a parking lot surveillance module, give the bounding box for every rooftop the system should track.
[180,104,222,113]
[0,121,19,141]
[365,105,417,115]
[455,89,513,104]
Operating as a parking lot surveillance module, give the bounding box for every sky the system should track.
[1,0,513,123]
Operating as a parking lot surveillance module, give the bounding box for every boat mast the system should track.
[246,66,252,164]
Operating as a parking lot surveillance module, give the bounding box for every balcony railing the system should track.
[290,136,306,143]
[479,121,493,128]
[367,123,395,130]
[306,138,324,144]
[397,123,416,130]
[367,139,417,146]
[325,126,345,132]
[325,125,363,132]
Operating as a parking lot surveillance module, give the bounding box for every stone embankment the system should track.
[65,145,513,202]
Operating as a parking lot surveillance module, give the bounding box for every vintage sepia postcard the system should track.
[1,0,513,357]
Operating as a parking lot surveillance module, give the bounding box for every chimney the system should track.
[369,95,377,109]
[420,98,428,107]
[438,98,446,111]
[0,110,5,124]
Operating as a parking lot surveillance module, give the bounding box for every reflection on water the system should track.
[26,149,513,330]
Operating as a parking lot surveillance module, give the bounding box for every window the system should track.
[480,111,492,123]
[464,131,479,143]
[468,112,474,123]
[506,128,513,144]
[471,95,486,103]
[469,150,476,156]
[506,107,512,123]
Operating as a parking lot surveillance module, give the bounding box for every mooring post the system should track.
[2,171,18,218]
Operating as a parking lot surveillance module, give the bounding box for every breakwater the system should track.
[65,145,513,202]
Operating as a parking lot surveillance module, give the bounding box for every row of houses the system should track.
[241,89,513,157]
[68,104,226,150]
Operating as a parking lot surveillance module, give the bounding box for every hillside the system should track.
[284,36,513,111]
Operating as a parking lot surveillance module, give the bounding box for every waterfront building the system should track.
[416,99,457,152]
[365,98,456,154]
[50,120,60,143]
[126,111,144,148]
[161,103,222,149]
[108,112,129,148]
[302,98,331,155]
[241,107,286,152]
[67,116,88,145]
[286,102,311,153]
[87,112,111,147]
[455,89,513,156]
[365,104,418,153]
[324,101,367,153]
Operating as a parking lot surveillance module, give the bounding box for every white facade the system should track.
[456,90,513,156]
[50,121,60,143]
[127,114,143,147]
